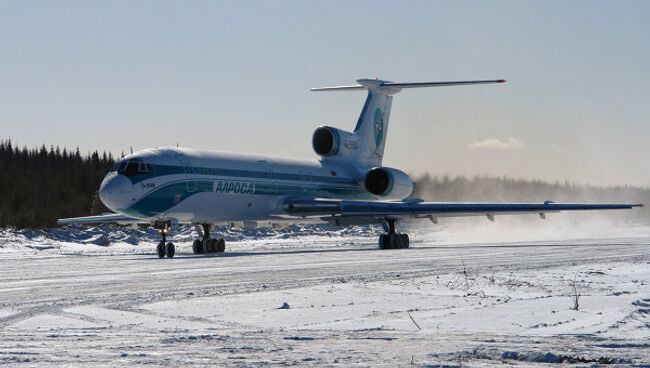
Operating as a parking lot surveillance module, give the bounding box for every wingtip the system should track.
[497,79,507,83]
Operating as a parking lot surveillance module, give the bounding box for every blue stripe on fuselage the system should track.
[120,174,369,218]
[126,164,354,185]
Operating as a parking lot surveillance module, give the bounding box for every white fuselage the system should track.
[99,147,396,223]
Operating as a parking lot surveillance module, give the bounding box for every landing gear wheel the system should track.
[192,239,203,254]
[193,224,226,255]
[395,234,402,249]
[207,238,217,253]
[155,223,173,259]
[165,242,175,258]
[378,219,410,250]
[157,242,165,258]
[380,234,395,249]
[394,234,409,249]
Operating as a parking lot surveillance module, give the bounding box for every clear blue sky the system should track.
[1,1,649,186]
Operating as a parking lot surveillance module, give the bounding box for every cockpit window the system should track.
[116,159,155,177]
[122,161,140,176]
[138,162,153,173]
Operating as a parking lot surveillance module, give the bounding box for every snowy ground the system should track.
[0,219,649,366]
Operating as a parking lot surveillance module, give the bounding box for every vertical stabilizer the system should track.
[311,78,505,167]
[353,79,394,166]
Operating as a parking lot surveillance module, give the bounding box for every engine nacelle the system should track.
[364,167,414,200]
[312,126,359,159]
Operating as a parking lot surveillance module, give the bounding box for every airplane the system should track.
[58,78,643,258]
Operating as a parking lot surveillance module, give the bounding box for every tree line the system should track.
[0,139,647,228]
[411,174,649,221]
[0,140,114,228]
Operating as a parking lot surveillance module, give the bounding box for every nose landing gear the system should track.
[379,219,410,249]
[155,224,175,258]
[193,224,226,254]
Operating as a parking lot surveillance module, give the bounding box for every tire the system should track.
[217,238,225,253]
[192,239,202,254]
[387,234,396,249]
[379,234,386,249]
[165,242,175,258]
[157,242,165,258]
[403,234,410,248]
[211,238,220,253]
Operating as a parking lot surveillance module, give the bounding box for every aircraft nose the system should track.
[99,173,134,211]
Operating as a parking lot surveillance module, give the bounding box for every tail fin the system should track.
[312,78,505,166]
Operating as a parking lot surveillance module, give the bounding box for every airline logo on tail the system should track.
[373,108,384,148]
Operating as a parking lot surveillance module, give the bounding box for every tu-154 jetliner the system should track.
[58,78,642,258]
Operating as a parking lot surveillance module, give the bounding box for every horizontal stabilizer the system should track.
[311,79,506,92]
[310,84,367,91]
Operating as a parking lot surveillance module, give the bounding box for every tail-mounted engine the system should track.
[364,167,414,200]
[312,126,359,159]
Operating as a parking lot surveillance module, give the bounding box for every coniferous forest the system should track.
[0,140,114,228]
[0,139,648,229]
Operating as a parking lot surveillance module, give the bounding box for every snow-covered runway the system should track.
[1,228,649,366]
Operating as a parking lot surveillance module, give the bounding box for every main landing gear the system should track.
[379,219,410,249]
[155,225,175,258]
[192,224,226,254]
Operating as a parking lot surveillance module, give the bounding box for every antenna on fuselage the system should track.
[129,146,133,154]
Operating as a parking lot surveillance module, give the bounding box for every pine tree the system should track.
[0,140,115,228]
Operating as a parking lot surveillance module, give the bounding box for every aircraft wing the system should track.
[284,199,642,222]
[58,213,145,226]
